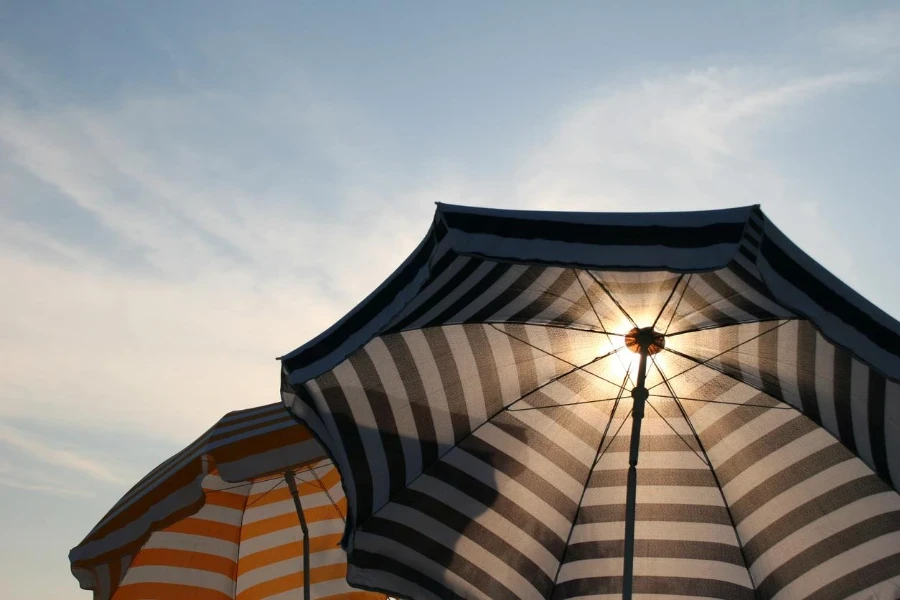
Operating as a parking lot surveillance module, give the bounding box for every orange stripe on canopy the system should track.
[69,403,385,600]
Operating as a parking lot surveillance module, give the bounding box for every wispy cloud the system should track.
[0,474,96,498]
[829,8,900,58]
[511,67,873,285]
[0,424,128,489]
[0,17,891,452]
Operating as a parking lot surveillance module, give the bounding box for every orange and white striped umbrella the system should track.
[69,403,386,600]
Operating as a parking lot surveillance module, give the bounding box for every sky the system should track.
[1,2,899,598]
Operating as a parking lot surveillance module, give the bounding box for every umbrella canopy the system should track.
[279,204,900,600]
[70,403,387,600]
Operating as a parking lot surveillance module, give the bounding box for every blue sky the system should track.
[1,2,899,597]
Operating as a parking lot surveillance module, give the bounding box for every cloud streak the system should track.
[0,25,891,457]
[0,424,128,487]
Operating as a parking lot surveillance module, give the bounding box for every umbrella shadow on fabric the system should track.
[325,411,541,600]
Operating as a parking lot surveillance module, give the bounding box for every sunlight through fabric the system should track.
[280,204,900,600]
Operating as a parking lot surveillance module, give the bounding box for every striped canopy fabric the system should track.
[280,204,900,600]
[69,403,387,600]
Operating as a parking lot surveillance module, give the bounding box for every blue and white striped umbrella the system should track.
[279,204,900,600]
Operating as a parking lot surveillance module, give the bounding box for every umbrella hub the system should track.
[624,326,665,355]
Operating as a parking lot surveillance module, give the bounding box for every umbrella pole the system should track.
[623,345,650,600]
[285,470,311,600]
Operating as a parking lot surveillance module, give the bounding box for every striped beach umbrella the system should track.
[279,204,900,599]
[69,403,387,600]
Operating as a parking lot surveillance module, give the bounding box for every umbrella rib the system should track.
[353,344,627,534]
[663,273,693,335]
[574,270,636,388]
[592,406,634,469]
[550,370,632,593]
[504,347,629,412]
[213,474,281,493]
[488,323,626,390]
[207,461,335,493]
[244,477,286,508]
[585,269,639,328]
[644,397,709,467]
[652,274,685,331]
[653,357,758,592]
[649,394,792,410]
[310,463,345,521]
[506,396,623,412]
[573,268,615,336]
[648,320,791,391]
[663,316,795,338]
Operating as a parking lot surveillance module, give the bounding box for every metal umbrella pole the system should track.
[285,469,311,600]
[622,327,664,600]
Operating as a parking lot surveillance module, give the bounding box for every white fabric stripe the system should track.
[485,324,526,406]
[771,531,900,600]
[374,502,544,600]
[679,384,759,434]
[724,429,834,503]
[530,276,585,325]
[739,458,871,541]
[488,267,566,322]
[524,325,565,389]
[414,474,559,577]
[716,266,790,318]
[751,492,900,583]
[141,531,240,559]
[241,491,335,525]
[331,359,392,511]
[349,565,443,600]
[443,325,489,430]
[304,379,359,529]
[448,264,532,323]
[409,261,500,329]
[843,575,900,600]
[582,486,722,507]
[557,557,752,587]
[403,329,457,456]
[263,579,369,600]
[189,503,245,525]
[474,422,583,501]
[570,521,738,545]
[235,549,345,592]
[366,337,423,485]
[237,519,344,557]
[120,565,235,595]
[356,532,494,600]
[706,409,799,465]
[506,403,601,467]
[639,415,694,437]
[592,451,709,471]
[387,256,471,325]
[443,447,571,539]
[687,276,756,325]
